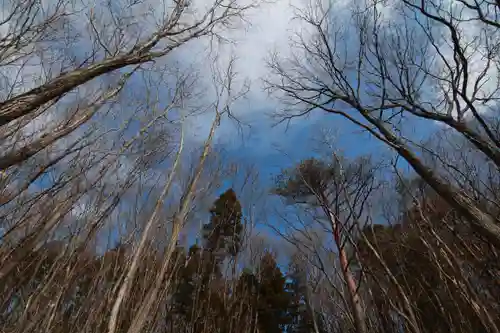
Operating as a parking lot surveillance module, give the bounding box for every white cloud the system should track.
[0,0,326,166]
[173,0,319,143]
[229,0,300,89]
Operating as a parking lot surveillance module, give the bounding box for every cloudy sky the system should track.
[2,0,497,256]
[182,0,498,170]
[166,0,500,253]
[178,0,387,169]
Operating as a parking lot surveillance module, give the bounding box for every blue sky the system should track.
[6,0,494,265]
[119,0,445,259]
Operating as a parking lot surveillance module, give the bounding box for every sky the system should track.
[182,0,497,172]
[169,0,500,261]
[11,0,422,244]
[160,0,389,258]
[2,0,498,262]
[177,0,383,161]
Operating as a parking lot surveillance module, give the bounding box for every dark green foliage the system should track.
[274,155,376,205]
[171,189,245,332]
[9,173,500,333]
[203,188,243,259]
[170,245,228,332]
[287,266,313,333]
[274,158,333,205]
[256,252,294,333]
[286,256,328,333]
[238,269,259,295]
[230,270,259,332]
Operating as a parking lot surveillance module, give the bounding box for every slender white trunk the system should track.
[126,111,222,333]
[107,116,185,333]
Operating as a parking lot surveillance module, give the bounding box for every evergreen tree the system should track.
[171,189,244,332]
[230,268,259,333]
[286,254,329,333]
[287,259,313,333]
[203,188,243,261]
[256,252,293,333]
[171,243,226,332]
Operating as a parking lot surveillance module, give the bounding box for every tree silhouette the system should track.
[274,155,376,333]
[203,188,244,260]
[256,252,293,333]
[170,189,244,332]
[287,256,327,333]
[357,182,500,333]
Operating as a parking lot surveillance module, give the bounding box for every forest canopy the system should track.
[0,0,499,332]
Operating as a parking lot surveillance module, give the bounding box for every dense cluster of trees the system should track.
[0,189,314,333]
[0,0,500,332]
[3,154,499,333]
[274,154,500,333]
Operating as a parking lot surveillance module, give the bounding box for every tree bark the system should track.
[0,54,148,127]
[361,112,500,249]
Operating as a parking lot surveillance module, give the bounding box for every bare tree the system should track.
[266,0,500,248]
[0,1,256,331]
[121,55,248,333]
[273,152,382,333]
[0,0,253,127]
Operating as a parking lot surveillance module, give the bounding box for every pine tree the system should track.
[287,257,313,333]
[230,268,259,333]
[274,156,374,333]
[256,252,293,333]
[203,188,243,261]
[171,189,244,332]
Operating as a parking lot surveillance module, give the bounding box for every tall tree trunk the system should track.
[326,210,367,333]
[0,70,134,171]
[126,111,222,333]
[361,112,500,249]
[106,115,184,333]
[0,54,149,127]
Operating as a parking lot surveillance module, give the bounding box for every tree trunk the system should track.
[0,54,147,127]
[362,113,500,249]
[338,246,367,333]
